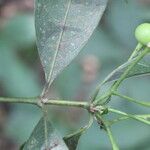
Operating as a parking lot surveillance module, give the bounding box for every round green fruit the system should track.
[135,23,150,46]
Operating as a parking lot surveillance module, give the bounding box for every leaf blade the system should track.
[63,114,93,150]
[64,133,81,150]
[35,0,108,89]
[23,117,68,150]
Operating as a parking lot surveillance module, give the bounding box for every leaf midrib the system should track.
[47,0,72,86]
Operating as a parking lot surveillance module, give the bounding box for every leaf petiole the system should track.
[109,114,150,126]
[108,108,150,126]
[112,91,150,107]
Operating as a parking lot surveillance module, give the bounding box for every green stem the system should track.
[108,108,150,125]
[93,46,149,105]
[112,92,150,107]
[109,114,150,125]
[0,97,38,104]
[45,100,89,109]
[105,125,119,150]
[128,43,143,61]
[0,97,89,109]
[112,47,150,91]
[90,43,143,102]
[42,106,48,148]
[96,114,119,150]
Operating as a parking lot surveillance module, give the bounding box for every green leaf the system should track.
[64,133,81,150]
[23,117,68,150]
[19,143,26,150]
[0,15,35,49]
[35,0,108,88]
[0,44,41,97]
[63,114,93,150]
[102,58,150,84]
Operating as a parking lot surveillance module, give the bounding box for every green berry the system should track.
[135,23,150,46]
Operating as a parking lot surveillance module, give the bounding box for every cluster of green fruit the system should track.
[135,23,150,47]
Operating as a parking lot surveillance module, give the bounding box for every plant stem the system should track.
[108,108,150,125]
[45,100,89,109]
[109,114,150,125]
[112,47,150,91]
[93,46,150,105]
[128,43,143,61]
[42,106,48,148]
[0,97,38,104]
[0,97,89,109]
[95,114,119,150]
[112,91,150,107]
[105,125,119,150]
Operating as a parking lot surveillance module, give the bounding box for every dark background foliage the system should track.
[0,0,150,149]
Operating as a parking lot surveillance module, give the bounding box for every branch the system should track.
[93,47,150,105]
[45,99,89,109]
[109,114,150,125]
[128,43,143,61]
[112,47,150,91]
[0,97,38,105]
[0,97,89,109]
[108,108,150,126]
[95,114,119,150]
[112,91,150,107]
